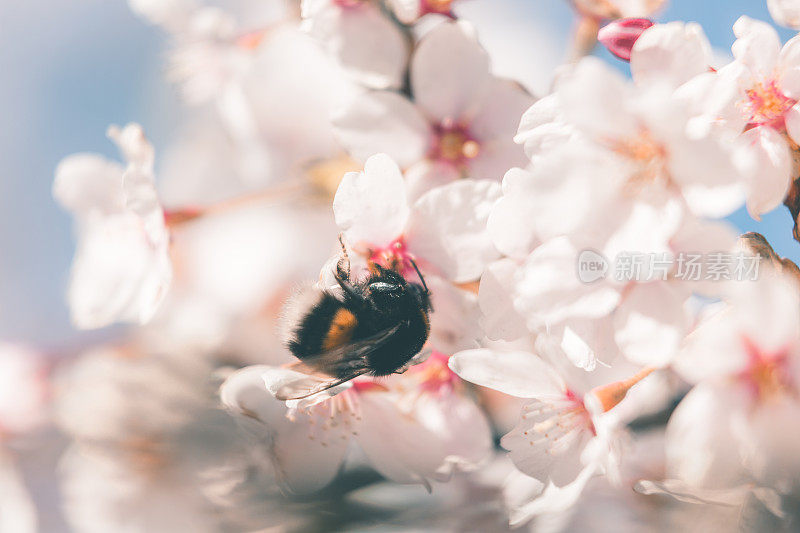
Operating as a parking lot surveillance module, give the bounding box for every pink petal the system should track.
[598,18,654,62]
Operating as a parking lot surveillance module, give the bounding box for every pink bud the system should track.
[598,18,654,62]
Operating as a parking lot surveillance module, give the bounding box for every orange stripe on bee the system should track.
[322,308,358,351]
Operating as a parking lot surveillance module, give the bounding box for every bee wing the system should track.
[273,370,368,402]
[276,325,400,401]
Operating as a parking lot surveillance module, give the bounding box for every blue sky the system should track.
[1,0,797,347]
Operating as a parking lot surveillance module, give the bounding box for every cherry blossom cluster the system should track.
[20,0,800,531]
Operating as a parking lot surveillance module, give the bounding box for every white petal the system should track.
[107,123,155,170]
[631,22,712,89]
[784,101,800,146]
[332,91,431,168]
[53,154,125,215]
[449,349,565,399]
[466,136,529,182]
[508,463,598,527]
[770,0,800,29]
[406,179,501,282]
[666,127,749,219]
[67,214,170,329]
[501,400,593,486]
[123,164,166,244]
[411,21,492,124]
[732,16,781,77]
[333,153,410,247]
[665,381,750,488]
[548,317,619,372]
[514,94,576,159]
[410,391,493,480]
[223,365,352,494]
[669,217,740,297]
[515,237,621,326]
[601,195,684,261]
[778,34,800,98]
[478,259,528,341]
[673,305,748,383]
[742,395,800,488]
[304,3,409,90]
[468,78,535,149]
[558,57,639,141]
[740,126,792,219]
[221,365,289,430]
[355,392,446,487]
[486,167,539,260]
[426,275,482,353]
[403,159,460,203]
[613,281,689,368]
[729,274,800,356]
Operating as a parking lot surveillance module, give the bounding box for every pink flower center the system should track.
[408,351,459,394]
[432,125,480,166]
[741,79,796,130]
[368,237,416,277]
[740,336,794,401]
[421,0,455,16]
[235,29,267,50]
[610,130,669,191]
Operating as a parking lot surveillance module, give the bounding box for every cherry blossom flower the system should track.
[333,153,500,284]
[449,348,657,525]
[301,0,410,89]
[56,344,284,532]
[54,124,171,329]
[768,0,800,29]
[516,57,753,224]
[220,354,491,493]
[333,21,534,200]
[705,16,800,217]
[166,7,259,106]
[664,273,800,497]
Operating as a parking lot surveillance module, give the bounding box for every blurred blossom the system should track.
[54,123,171,330]
[661,273,800,499]
[301,0,410,89]
[768,0,800,29]
[55,345,285,532]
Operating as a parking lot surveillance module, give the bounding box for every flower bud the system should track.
[598,18,654,61]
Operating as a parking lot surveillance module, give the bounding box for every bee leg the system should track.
[337,233,351,281]
[335,234,361,302]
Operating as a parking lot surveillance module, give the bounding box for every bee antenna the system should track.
[408,257,429,293]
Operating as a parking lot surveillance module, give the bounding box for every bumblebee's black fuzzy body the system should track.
[287,260,432,380]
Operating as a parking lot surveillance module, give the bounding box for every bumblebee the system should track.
[278,238,432,400]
